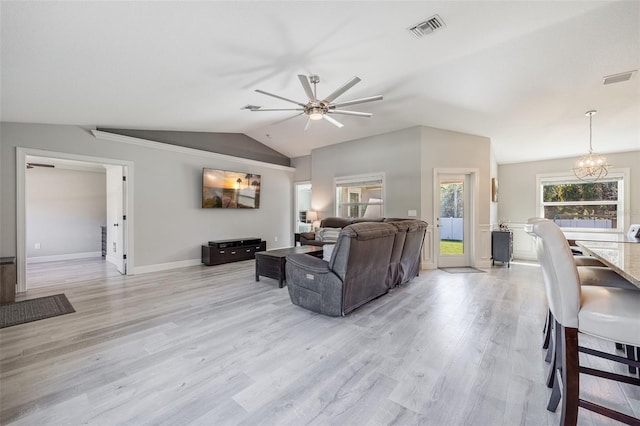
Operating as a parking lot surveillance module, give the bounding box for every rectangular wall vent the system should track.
[603,70,636,85]
[408,14,445,38]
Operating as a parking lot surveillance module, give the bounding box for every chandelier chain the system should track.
[573,110,608,182]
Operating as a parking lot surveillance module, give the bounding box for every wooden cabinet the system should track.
[492,231,513,267]
[202,239,266,266]
[1,257,17,304]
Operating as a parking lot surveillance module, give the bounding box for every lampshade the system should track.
[573,110,608,181]
[306,211,318,222]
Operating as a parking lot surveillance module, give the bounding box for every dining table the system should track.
[576,240,640,289]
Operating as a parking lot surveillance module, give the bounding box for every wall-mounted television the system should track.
[202,168,261,209]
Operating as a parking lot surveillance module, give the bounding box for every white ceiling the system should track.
[2,1,639,163]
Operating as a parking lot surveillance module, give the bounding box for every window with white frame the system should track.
[335,174,384,218]
[537,171,628,232]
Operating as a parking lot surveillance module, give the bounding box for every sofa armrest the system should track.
[299,232,316,245]
[286,253,330,274]
[285,254,343,316]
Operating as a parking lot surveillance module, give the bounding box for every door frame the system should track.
[433,168,479,268]
[293,181,312,234]
[105,165,127,274]
[16,147,135,293]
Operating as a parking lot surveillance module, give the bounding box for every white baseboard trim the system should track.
[27,251,102,264]
[475,259,493,269]
[134,258,203,275]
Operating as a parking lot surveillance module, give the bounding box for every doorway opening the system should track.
[16,148,134,293]
[294,182,312,236]
[434,169,478,268]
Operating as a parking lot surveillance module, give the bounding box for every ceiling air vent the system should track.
[408,14,445,38]
[603,70,636,85]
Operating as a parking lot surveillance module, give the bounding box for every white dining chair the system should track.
[529,218,640,425]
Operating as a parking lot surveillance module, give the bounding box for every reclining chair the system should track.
[286,222,396,316]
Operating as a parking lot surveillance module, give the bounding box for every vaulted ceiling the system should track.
[1,1,638,163]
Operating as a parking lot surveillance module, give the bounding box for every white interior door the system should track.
[106,165,125,274]
[436,173,471,267]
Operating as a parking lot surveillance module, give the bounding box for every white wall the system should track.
[310,126,422,219]
[420,126,493,268]
[26,167,106,260]
[489,143,498,227]
[1,123,295,273]
[302,125,493,268]
[498,150,640,260]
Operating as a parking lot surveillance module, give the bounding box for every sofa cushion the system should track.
[322,243,336,262]
[315,227,341,242]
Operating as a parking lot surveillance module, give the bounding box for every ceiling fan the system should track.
[250,75,383,130]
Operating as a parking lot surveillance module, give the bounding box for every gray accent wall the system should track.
[291,155,311,182]
[98,128,290,167]
[310,126,423,219]
[1,123,295,270]
[26,167,106,258]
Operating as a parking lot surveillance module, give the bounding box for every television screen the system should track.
[202,168,261,209]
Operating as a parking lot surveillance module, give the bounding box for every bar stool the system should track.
[529,219,640,425]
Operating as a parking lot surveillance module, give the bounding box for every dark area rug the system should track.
[0,294,75,328]
[440,267,486,274]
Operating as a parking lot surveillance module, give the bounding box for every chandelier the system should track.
[573,110,608,181]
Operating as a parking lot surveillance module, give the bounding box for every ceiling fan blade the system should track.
[255,89,306,107]
[298,75,317,102]
[271,112,305,125]
[323,114,344,128]
[304,118,312,131]
[251,108,304,112]
[322,76,361,104]
[328,110,372,118]
[331,95,383,109]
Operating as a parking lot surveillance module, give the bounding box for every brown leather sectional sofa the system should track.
[286,219,427,316]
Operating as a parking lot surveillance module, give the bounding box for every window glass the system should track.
[539,177,623,231]
[335,175,383,218]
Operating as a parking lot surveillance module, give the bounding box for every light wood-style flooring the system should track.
[26,257,121,289]
[1,260,638,425]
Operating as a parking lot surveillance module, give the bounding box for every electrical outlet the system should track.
[113,242,117,252]
[408,210,417,217]
[34,243,41,249]
[274,236,278,242]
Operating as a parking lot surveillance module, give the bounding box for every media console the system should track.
[201,238,266,266]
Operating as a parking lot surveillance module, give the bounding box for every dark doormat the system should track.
[440,267,486,274]
[0,294,75,329]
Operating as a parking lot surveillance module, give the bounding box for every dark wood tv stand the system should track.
[201,238,266,266]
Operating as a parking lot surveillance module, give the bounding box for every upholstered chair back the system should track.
[330,222,396,314]
[530,218,582,328]
[320,217,353,229]
[385,219,427,287]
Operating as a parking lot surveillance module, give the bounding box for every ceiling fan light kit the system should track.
[249,74,383,129]
[573,110,608,182]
